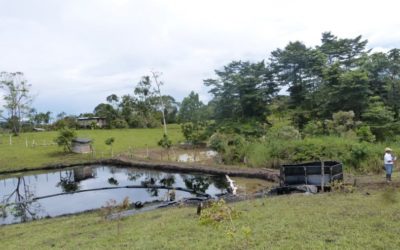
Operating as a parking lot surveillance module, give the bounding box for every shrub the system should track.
[356,126,376,142]
[208,133,248,164]
[54,128,77,152]
[303,121,325,137]
[199,199,240,225]
[111,119,129,129]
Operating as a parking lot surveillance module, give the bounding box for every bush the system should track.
[356,126,376,142]
[111,119,129,129]
[54,128,77,152]
[303,121,325,137]
[267,125,300,140]
[208,133,247,164]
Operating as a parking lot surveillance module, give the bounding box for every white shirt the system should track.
[384,153,395,164]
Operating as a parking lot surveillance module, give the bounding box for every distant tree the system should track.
[178,91,208,144]
[178,91,206,123]
[204,61,278,123]
[131,76,159,128]
[33,111,52,126]
[0,72,33,135]
[270,41,325,110]
[53,115,78,130]
[94,103,118,128]
[106,94,119,105]
[318,32,369,69]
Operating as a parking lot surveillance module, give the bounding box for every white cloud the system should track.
[0,0,399,114]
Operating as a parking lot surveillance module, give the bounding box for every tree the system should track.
[323,69,370,119]
[55,128,77,152]
[318,32,369,69]
[105,137,115,157]
[151,71,168,135]
[32,111,52,126]
[94,103,118,128]
[204,61,278,122]
[0,72,33,135]
[361,96,395,140]
[178,91,206,123]
[178,91,208,144]
[131,76,159,128]
[270,41,325,110]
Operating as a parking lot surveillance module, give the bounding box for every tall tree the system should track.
[319,32,369,69]
[270,41,325,109]
[204,61,278,123]
[386,49,400,118]
[0,72,33,135]
[178,91,205,123]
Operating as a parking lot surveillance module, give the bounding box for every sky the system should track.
[0,0,399,116]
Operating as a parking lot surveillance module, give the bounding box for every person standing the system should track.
[384,147,396,182]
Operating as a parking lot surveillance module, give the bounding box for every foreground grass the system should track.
[0,126,183,172]
[1,190,399,249]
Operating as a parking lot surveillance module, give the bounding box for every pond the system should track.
[0,165,230,225]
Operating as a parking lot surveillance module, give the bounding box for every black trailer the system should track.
[280,161,343,188]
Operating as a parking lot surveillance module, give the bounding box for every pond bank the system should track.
[0,157,280,182]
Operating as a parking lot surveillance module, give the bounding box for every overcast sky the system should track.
[1,0,399,116]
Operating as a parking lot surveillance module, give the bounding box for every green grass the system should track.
[0,126,183,172]
[1,190,399,249]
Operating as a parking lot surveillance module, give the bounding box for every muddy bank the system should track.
[0,157,279,182]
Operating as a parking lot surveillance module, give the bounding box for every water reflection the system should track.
[1,177,42,223]
[0,165,228,225]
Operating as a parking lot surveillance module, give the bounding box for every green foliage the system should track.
[54,128,77,152]
[267,125,300,140]
[199,199,240,225]
[178,91,207,123]
[181,122,207,144]
[356,126,376,142]
[157,133,172,149]
[0,72,33,136]
[105,137,115,146]
[208,133,247,164]
[204,61,278,123]
[110,119,128,129]
[303,120,325,137]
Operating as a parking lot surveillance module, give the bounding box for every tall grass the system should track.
[246,136,396,173]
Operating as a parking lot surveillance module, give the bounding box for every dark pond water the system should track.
[0,165,229,225]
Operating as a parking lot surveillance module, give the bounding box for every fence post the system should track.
[320,159,325,193]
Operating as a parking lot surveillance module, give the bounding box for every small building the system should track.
[77,117,107,128]
[72,138,92,154]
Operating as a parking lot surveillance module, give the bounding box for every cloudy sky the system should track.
[1,0,399,116]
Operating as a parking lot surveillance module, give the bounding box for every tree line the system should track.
[1,32,400,142]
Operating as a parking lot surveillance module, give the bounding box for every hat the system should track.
[385,147,392,152]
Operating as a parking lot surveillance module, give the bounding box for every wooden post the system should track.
[9,135,12,145]
[25,138,28,148]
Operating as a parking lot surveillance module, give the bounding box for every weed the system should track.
[199,199,240,226]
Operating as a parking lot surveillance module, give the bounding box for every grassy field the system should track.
[0,126,183,172]
[1,190,399,249]
[1,127,400,249]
